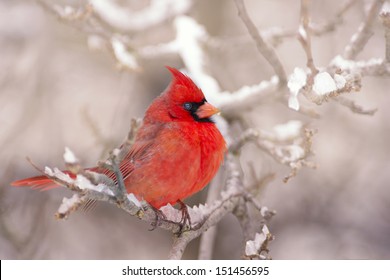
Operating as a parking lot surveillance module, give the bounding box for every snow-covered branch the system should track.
[230,121,317,182]
[90,0,192,32]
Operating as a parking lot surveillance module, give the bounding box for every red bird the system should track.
[12,67,226,210]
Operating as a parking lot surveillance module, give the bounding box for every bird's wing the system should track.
[102,122,165,183]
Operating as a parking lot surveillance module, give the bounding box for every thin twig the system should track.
[311,0,358,36]
[234,0,287,86]
[343,0,385,59]
[335,96,378,115]
[380,6,390,62]
[298,0,318,75]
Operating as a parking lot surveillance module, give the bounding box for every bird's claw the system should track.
[175,200,192,235]
[148,201,192,235]
[149,207,167,231]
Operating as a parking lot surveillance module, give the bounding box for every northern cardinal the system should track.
[12,67,226,211]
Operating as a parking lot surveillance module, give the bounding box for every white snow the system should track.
[174,16,221,97]
[57,194,80,214]
[111,37,139,70]
[287,145,305,161]
[75,174,114,195]
[276,145,305,162]
[87,35,105,51]
[245,225,270,256]
[91,0,191,32]
[112,148,121,157]
[288,96,300,111]
[313,72,337,95]
[273,120,302,141]
[382,2,390,13]
[331,55,383,71]
[127,193,141,207]
[298,25,307,40]
[63,6,74,17]
[331,55,355,69]
[245,234,262,256]
[63,147,78,164]
[287,67,307,110]
[260,206,269,217]
[44,167,73,183]
[334,74,346,89]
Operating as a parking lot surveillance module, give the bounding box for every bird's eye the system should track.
[183,103,193,111]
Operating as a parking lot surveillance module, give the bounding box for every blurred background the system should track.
[1,0,389,259]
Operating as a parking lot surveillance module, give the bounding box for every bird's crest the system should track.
[165,66,205,103]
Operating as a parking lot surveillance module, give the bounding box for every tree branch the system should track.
[298,0,319,75]
[380,4,390,63]
[234,0,287,86]
[343,0,385,59]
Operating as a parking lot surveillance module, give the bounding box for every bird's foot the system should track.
[149,206,167,231]
[176,200,192,234]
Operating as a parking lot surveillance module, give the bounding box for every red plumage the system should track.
[11,67,226,209]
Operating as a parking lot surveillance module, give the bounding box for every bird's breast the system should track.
[124,121,226,208]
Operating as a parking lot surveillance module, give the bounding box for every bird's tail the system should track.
[11,175,61,191]
[11,169,79,191]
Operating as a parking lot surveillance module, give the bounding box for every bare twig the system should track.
[335,96,378,115]
[233,198,252,242]
[208,0,357,49]
[310,0,358,36]
[229,121,317,182]
[298,0,318,75]
[380,6,390,62]
[37,0,111,39]
[343,0,385,59]
[234,0,287,86]
[229,128,259,154]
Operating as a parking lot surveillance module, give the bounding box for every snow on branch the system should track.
[90,0,192,32]
[110,36,140,71]
[285,0,387,115]
[169,154,275,260]
[245,225,273,260]
[39,0,385,116]
[230,120,317,182]
[140,15,282,117]
[38,1,283,116]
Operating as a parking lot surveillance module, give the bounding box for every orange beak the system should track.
[196,102,220,119]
